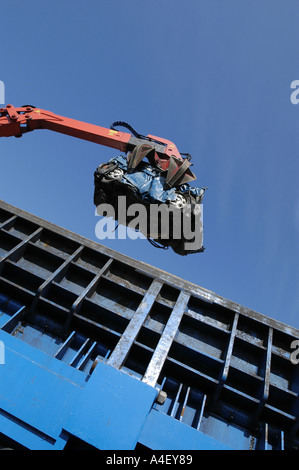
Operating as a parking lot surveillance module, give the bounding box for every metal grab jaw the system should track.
[126,143,196,188]
[165,156,195,188]
[126,144,156,172]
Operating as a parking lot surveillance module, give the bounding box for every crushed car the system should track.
[94,155,206,255]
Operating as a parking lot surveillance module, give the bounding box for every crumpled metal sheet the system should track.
[110,156,203,203]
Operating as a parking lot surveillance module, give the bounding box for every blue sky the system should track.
[1,1,299,329]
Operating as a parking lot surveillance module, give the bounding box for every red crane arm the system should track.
[0,104,196,186]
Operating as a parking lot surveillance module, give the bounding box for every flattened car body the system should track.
[94,156,205,255]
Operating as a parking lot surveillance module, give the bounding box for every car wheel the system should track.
[170,193,187,210]
[103,167,124,182]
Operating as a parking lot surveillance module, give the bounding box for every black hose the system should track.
[110,122,192,160]
[110,121,166,146]
[110,121,142,139]
[147,238,169,250]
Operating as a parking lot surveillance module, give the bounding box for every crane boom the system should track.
[0,104,196,187]
[0,103,205,255]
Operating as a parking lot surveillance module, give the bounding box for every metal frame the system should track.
[0,199,298,450]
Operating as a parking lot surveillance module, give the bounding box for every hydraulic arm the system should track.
[0,104,205,255]
[0,104,196,188]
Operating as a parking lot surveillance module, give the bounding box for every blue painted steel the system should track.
[0,411,68,450]
[64,361,158,450]
[0,200,298,450]
[0,294,23,328]
[139,409,232,450]
[0,331,85,443]
[0,328,157,450]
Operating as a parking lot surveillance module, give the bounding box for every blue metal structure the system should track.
[0,199,298,450]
